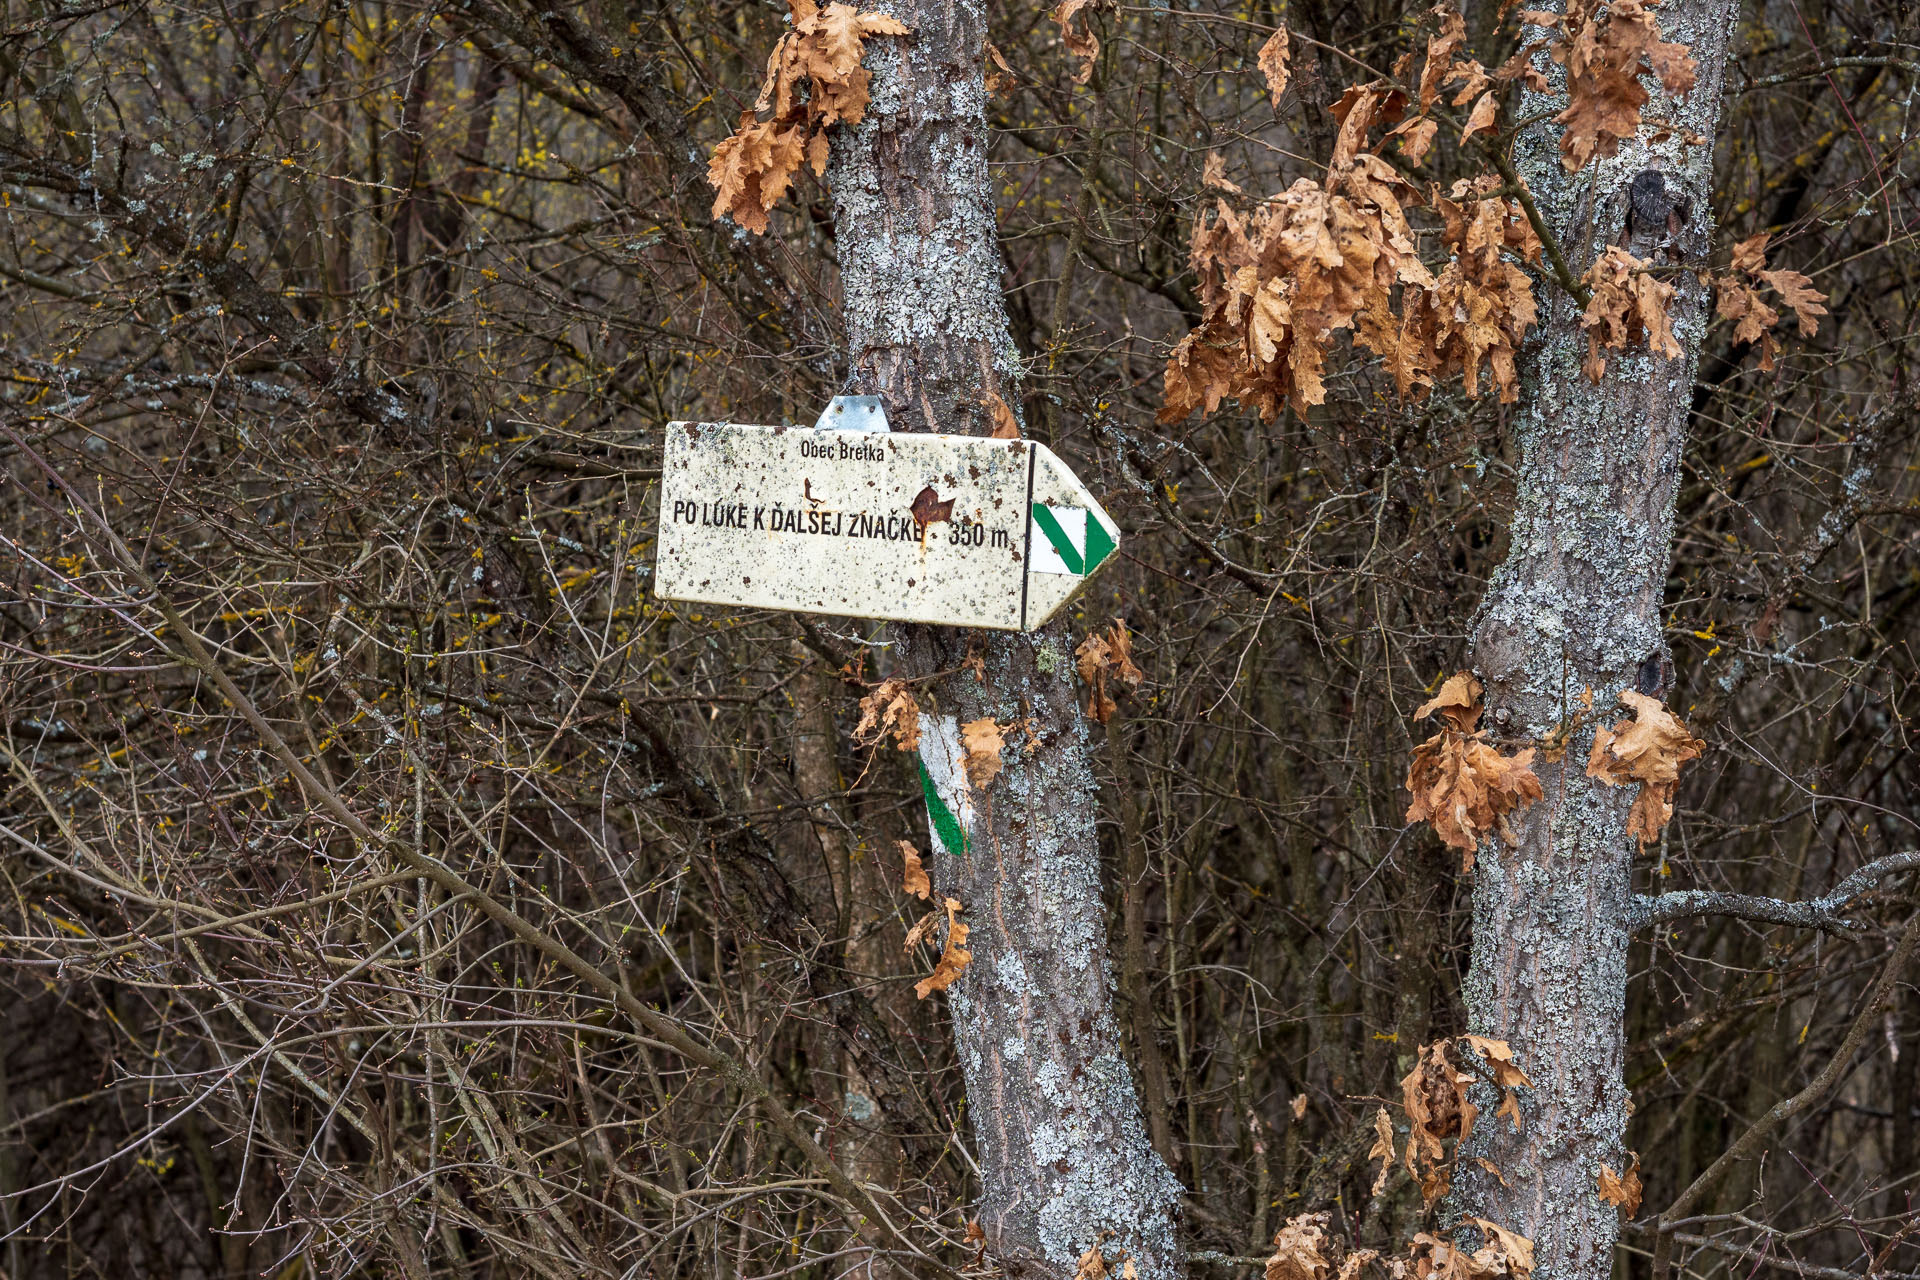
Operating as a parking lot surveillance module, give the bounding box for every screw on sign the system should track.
[653,402,1120,631]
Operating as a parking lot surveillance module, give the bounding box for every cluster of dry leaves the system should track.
[1161,2,1566,422]
[1074,618,1144,723]
[854,676,921,751]
[1164,149,1555,419]
[853,679,1010,786]
[1159,0,1782,422]
[903,892,972,999]
[1378,1037,1641,1229]
[1402,674,1544,871]
[1527,0,1697,169]
[1578,246,1680,380]
[1261,1206,1535,1280]
[1161,149,1424,421]
[856,682,1018,1001]
[899,842,973,998]
[1404,674,1706,859]
[1411,179,1545,400]
[707,0,907,233]
[1395,1037,1535,1203]
[1585,689,1705,848]
[1707,232,1830,370]
[1407,2,1546,161]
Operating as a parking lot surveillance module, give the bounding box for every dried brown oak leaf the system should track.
[983,387,1022,438]
[1711,276,1780,350]
[1369,1106,1397,1197]
[913,896,971,998]
[1464,1034,1532,1133]
[1257,27,1291,107]
[1075,619,1145,724]
[709,1,906,234]
[1728,230,1768,273]
[1266,1213,1333,1280]
[1751,237,1820,333]
[899,840,930,899]
[1464,1219,1536,1280]
[1464,1034,1531,1090]
[1598,1153,1643,1216]
[1417,670,1485,730]
[1461,91,1499,143]
[1386,116,1441,164]
[1551,0,1696,171]
[1202,149,1244,195]
[1074,1240,1112,1280]
[1053,0,1110,85]
[960,717,1006,789]
[1708,232,1827,371]
[1578,246,1680,381]
[963,1220,988,1266]
[1744,239,1827,335]
[1586,689,1703,848]
[853,677,920,751]
[1401,1039,1477,1208]
[1404,672,1544,870]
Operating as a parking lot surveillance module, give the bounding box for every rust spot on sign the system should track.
[910,486,954,529]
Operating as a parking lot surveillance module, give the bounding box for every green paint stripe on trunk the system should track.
[917,757,967,855]
[1030,503,1084,574]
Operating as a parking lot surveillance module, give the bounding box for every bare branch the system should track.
[1629,851,1920,933]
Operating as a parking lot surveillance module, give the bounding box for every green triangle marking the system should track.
[916,757,968,856]
[1029,503,1085,575]
[1083,513,1115,573]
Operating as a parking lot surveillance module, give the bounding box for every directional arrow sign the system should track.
[653,420,1120,631]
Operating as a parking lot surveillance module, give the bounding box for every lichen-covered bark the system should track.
[826,4,1185,1276]
[1455,5,1737,1280]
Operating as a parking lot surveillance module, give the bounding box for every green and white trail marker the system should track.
[654,400,1121,631]
[914,713,972,857]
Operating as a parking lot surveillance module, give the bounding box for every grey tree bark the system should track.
[1454,4,1738,1280]
[826,3,1185,1277]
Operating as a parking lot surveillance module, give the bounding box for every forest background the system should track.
[0,1,1915,1279]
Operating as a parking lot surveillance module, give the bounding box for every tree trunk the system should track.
[1454,5,1737,1280]
[789,645,904,1273]
[827,3,1186,1276]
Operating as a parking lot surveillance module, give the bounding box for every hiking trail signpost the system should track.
[653,398,1121,631]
